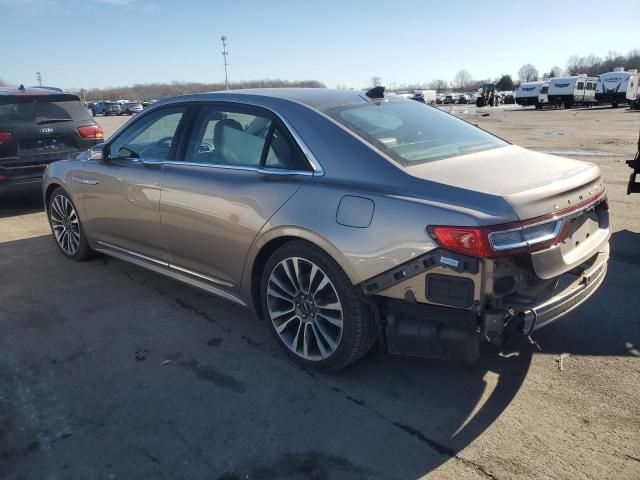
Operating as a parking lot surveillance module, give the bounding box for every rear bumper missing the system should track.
[504,244,609,334]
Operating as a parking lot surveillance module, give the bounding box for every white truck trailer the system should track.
[515,82,543,107]
[547,75,598,108]
[597,68,638,107]
[627,73,640,109]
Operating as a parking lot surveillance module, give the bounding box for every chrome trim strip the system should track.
[72,176,100,185]
[96,241,234,288]
[169,263,234,288]
[97,241,167,266]
[94,247,246,307]
[489,220,563,251]
[488,196,606,252]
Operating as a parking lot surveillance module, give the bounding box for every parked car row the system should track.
[86,99,154,116]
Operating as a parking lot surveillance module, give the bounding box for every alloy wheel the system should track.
[266,257,344,361]
[49,194,81,256]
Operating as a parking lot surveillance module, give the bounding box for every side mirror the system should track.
[89,143,105,161]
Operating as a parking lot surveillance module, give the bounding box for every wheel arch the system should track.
[242,227,361,316]
[44,182,63,212]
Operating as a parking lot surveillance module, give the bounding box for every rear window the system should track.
[323,99,507,166]
[0,95,91,124]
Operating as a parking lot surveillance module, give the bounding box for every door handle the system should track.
[142,160,164,168]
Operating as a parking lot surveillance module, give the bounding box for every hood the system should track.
[405,145,605,220]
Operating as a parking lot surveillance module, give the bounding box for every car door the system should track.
[160,102,314,291]
[82,105,187,260]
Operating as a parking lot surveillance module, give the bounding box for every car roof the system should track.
[0,85,71,96]
[169,88,374,110]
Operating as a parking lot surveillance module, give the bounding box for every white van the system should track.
[515,82,543,107]
[548,75,598,108]
[597,69,638,107]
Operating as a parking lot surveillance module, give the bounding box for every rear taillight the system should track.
[428,192,607,259]
[428,221,566,258]
[0,132,12,144]
[428,226,493,258]
[77,124,103,139]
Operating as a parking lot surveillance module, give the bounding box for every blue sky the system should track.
[1,0,639,90]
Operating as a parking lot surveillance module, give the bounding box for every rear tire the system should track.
[260,241,376,371]
[47,187,94,261]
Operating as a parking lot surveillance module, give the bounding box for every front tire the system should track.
[48,187,94,261]
[260,241,376,371]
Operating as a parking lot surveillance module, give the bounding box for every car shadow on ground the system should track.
[0,190,43,218]
[0,229,638,478]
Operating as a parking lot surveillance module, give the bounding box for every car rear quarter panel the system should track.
[240,179,514,303]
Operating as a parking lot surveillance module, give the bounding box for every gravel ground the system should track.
[0,107,639,480]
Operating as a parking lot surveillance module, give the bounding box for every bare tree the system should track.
[370,76,382,88]
[453,69,472,90]
[0,79,8,87]
[518,64,539,82]
[428,79,448,92]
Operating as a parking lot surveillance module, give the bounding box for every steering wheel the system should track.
[139,136,174,157]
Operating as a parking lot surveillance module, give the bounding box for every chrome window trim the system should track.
[125,99,324,175]
[143,159,314,176]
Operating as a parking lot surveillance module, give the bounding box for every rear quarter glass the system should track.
[323,99,507,166]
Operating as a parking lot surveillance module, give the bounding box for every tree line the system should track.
[385,49,640,93]
[76,79,325,101]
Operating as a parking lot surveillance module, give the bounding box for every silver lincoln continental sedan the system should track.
[43,88,610,370]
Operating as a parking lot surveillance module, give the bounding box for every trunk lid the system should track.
[406,145,609,279]
[404,145,604,221]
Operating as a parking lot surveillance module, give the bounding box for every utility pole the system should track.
[220,36,229,90]
[36,72,42,86]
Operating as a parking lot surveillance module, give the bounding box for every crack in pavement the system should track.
[175,297,232,333]
[321,379,499,479]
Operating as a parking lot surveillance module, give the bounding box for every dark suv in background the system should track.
[91,101,121,116]
[0,85,103,197]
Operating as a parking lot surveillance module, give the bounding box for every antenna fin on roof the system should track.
[365,86,385,99]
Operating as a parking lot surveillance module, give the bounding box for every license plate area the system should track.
[20,135,72,152]
[559,210,600,256]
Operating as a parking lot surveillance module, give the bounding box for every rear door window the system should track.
[185,107,271,167]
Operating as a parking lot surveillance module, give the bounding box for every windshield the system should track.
[323,99,507,166]
[0,96,91,124]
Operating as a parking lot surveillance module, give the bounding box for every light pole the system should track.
[221,36,229,90]
[36,72,42,86]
